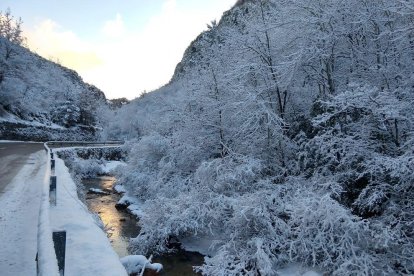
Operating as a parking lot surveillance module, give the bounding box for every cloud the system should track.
[163,0,177,12]
[23,1,235,99]
[101,13,125,38]
[25,19,102,70]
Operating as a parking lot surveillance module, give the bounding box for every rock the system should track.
[115,202,129,210]
[87,188,110,195]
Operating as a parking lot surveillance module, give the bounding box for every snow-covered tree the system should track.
[105,0,414,274]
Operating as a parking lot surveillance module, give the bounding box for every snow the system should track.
[37,148,60,276]
[114,184,126,193]
[3,0,414,273]
[276,265,322,276]
[0,36,108,136]
[115,194,146,217]
[88,188,109,195]
[118,195,139,206]
[120,255,163,275]
[49,157,128,275]
[100,160,126,174]
[0,140,41,143]
[115,195,146,218]
[0,116,65,129]
[180,235,219,257]
[0,150,50,275]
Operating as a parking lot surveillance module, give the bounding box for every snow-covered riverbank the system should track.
[50,156,128,275]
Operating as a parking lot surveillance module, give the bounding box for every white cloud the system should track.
[24,1,235,99]
[163,0,177,12]
[25,19,101,70]
[101,13,125,38]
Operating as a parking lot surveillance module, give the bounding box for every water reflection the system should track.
[153,250,204,276]
[83,177,140,257]
[82,176,204,275]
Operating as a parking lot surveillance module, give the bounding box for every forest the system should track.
[1,0,413,274]
[0,9,115,140]
[103,0,414,274]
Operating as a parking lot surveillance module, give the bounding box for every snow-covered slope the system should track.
[0,37,108,141]
[103,0,414,275]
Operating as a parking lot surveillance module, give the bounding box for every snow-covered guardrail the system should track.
[46,140,124,148]
[36,142,60,276]
[36,141,124,276]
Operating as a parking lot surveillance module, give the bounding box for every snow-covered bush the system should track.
[112,0,414,274]
[58,150,103,178]
[51,100,81,128]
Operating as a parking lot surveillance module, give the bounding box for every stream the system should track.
[83,176,204,275]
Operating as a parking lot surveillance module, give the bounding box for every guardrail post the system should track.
[35,252,38,274]
[53,231,66,276]
[50,176,57,206]
[51,159,55,172]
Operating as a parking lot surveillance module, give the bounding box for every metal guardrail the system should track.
[37,143,60,276]
[46,140,124,148]
[53,231,66,275]
[36,141,124,276]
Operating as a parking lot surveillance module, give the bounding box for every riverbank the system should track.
[83,176,205,276]
[51,157,128,275]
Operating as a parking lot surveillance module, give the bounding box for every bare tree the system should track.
[0,8,25,45]
[0,9,25,60]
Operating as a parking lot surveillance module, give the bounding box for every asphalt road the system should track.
[0,142,43,194]
[0,142,45,275]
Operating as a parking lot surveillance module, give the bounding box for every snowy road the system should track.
[0,142,43,194]
[0,142,45,275]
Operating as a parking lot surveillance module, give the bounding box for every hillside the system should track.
[101,0,414,275]
[0,36,109,141]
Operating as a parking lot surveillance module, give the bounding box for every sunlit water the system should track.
[82,176,204,275]
[83,176,139,257]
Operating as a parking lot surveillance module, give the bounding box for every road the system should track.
[0,142,45,275]
[0,142,44,194]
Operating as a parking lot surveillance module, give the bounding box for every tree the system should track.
[0,9,24,45]
[107,0,414,274]
[0,9,25,60]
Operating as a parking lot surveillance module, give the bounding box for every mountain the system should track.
[0,37,109,141]
[86,0,414,274]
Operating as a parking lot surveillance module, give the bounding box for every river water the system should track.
[82,176,204,275]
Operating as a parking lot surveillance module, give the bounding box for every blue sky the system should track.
[0,0,235,99]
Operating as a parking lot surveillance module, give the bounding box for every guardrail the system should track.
[46,140,124,148]
[37,143,60,276]
[36,141,124,276]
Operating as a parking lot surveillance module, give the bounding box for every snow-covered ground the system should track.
[0,143,130,276]
[50,156,128,275]
[0,150,45,275]
[120,255,162,275]
[0,139,41,143]
[0,142,319,275]
[101,160,126,174]
[0,115,65,130]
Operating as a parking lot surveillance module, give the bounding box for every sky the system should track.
[0,0,235,99]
